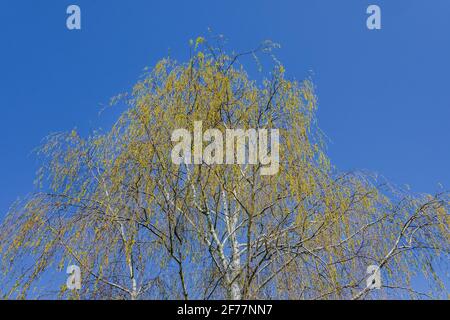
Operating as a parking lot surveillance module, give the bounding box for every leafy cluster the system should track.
[0,38,448,299]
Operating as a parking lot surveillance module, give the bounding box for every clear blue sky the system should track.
[0,0,448,240]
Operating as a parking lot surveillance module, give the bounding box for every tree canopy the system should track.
[1,38,448,300]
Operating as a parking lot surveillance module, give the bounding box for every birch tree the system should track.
[1,38,449,300]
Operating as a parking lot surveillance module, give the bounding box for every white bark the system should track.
[222,189,242,300]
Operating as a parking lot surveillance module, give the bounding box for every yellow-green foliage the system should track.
[0,38,448,300]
